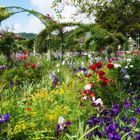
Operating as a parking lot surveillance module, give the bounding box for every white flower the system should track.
[93,98,104,106]
[81,62,84,67]
[84,84,92,90]
[62,61,65,65]
[130,65,133,68]
[126,58,132,62]
[124,75,130,79]
[114,64,121,68]
[92,96,96,102]
[81,96,87,100]
[125,66,128,69]
[56,64,60,68]
[58,116,64,130]
[57,69,60,72]
[88,54,91,58]
[58,116,64,125]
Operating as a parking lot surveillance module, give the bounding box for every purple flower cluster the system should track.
[103,123,120,140]
[0,65,7,71]
[73,67,87,74]
[0,113,10,123]
[9,80,22,87]
[109,104,120,117]
[56,121,71,137]
[50,72,58,87]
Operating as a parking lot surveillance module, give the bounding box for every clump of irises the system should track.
[86,94,140,140]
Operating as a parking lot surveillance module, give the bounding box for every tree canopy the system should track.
[52,0,140,37]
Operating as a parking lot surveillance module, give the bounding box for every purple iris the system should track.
[0,65,7,71]
[108,132,121,140]
[123,100,131,109]
[50,72,58,87]
[87,117,104,128]
[136,133,140,140]
[121,116,128,122]
[105,123,118,133]
[56,121,71,137]
[135,108,140,115]
[109,104,120,117]
[130,117,137,126]
[0,113,10,123]
[121,126,131,132]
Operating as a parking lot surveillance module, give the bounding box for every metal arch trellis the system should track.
[0,6,86,30]
[0,6,91,60]
[0,6,56,27]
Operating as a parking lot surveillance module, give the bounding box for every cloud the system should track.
[13,23,21,33]
[26,16,45,33]
[30,0,54,14]
[11,17,45,33]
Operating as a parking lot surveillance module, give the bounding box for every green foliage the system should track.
[52,0,140,37]
[0,7,12,23]
[96,0,140,37]
[16,33,36,40]
[0,32,15,62]
[65,24,128,51]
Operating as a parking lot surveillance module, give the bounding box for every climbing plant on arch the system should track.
[0,6,83,60]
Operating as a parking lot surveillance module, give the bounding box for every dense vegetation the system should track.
[0,1,140,139]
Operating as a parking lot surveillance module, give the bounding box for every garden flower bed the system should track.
[0,51,140,139]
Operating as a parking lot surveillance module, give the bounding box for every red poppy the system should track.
[85,73,92,78]
[21,55,27,59]
[89,64,96,71]
[96,70,105,77]
[90,92,95,97]
[108,59,112,63]
[96,62,103,68]
[107,63,114,69]
[23,51,27,55]
[99,77,110,87]
[31,64,38,69]
[25,108,32,111]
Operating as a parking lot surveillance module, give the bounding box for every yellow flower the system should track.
[13,121,27,134]
[48,113,57,121]
[30,111,37,116]
[59,88,64,95]
[30,122,36,129]
[63,106,69,115]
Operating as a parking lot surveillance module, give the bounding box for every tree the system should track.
[96,0,140,37]
[0,32,15,62]
[52,0,140,37]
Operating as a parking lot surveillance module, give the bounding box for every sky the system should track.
[0,0,94,33]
